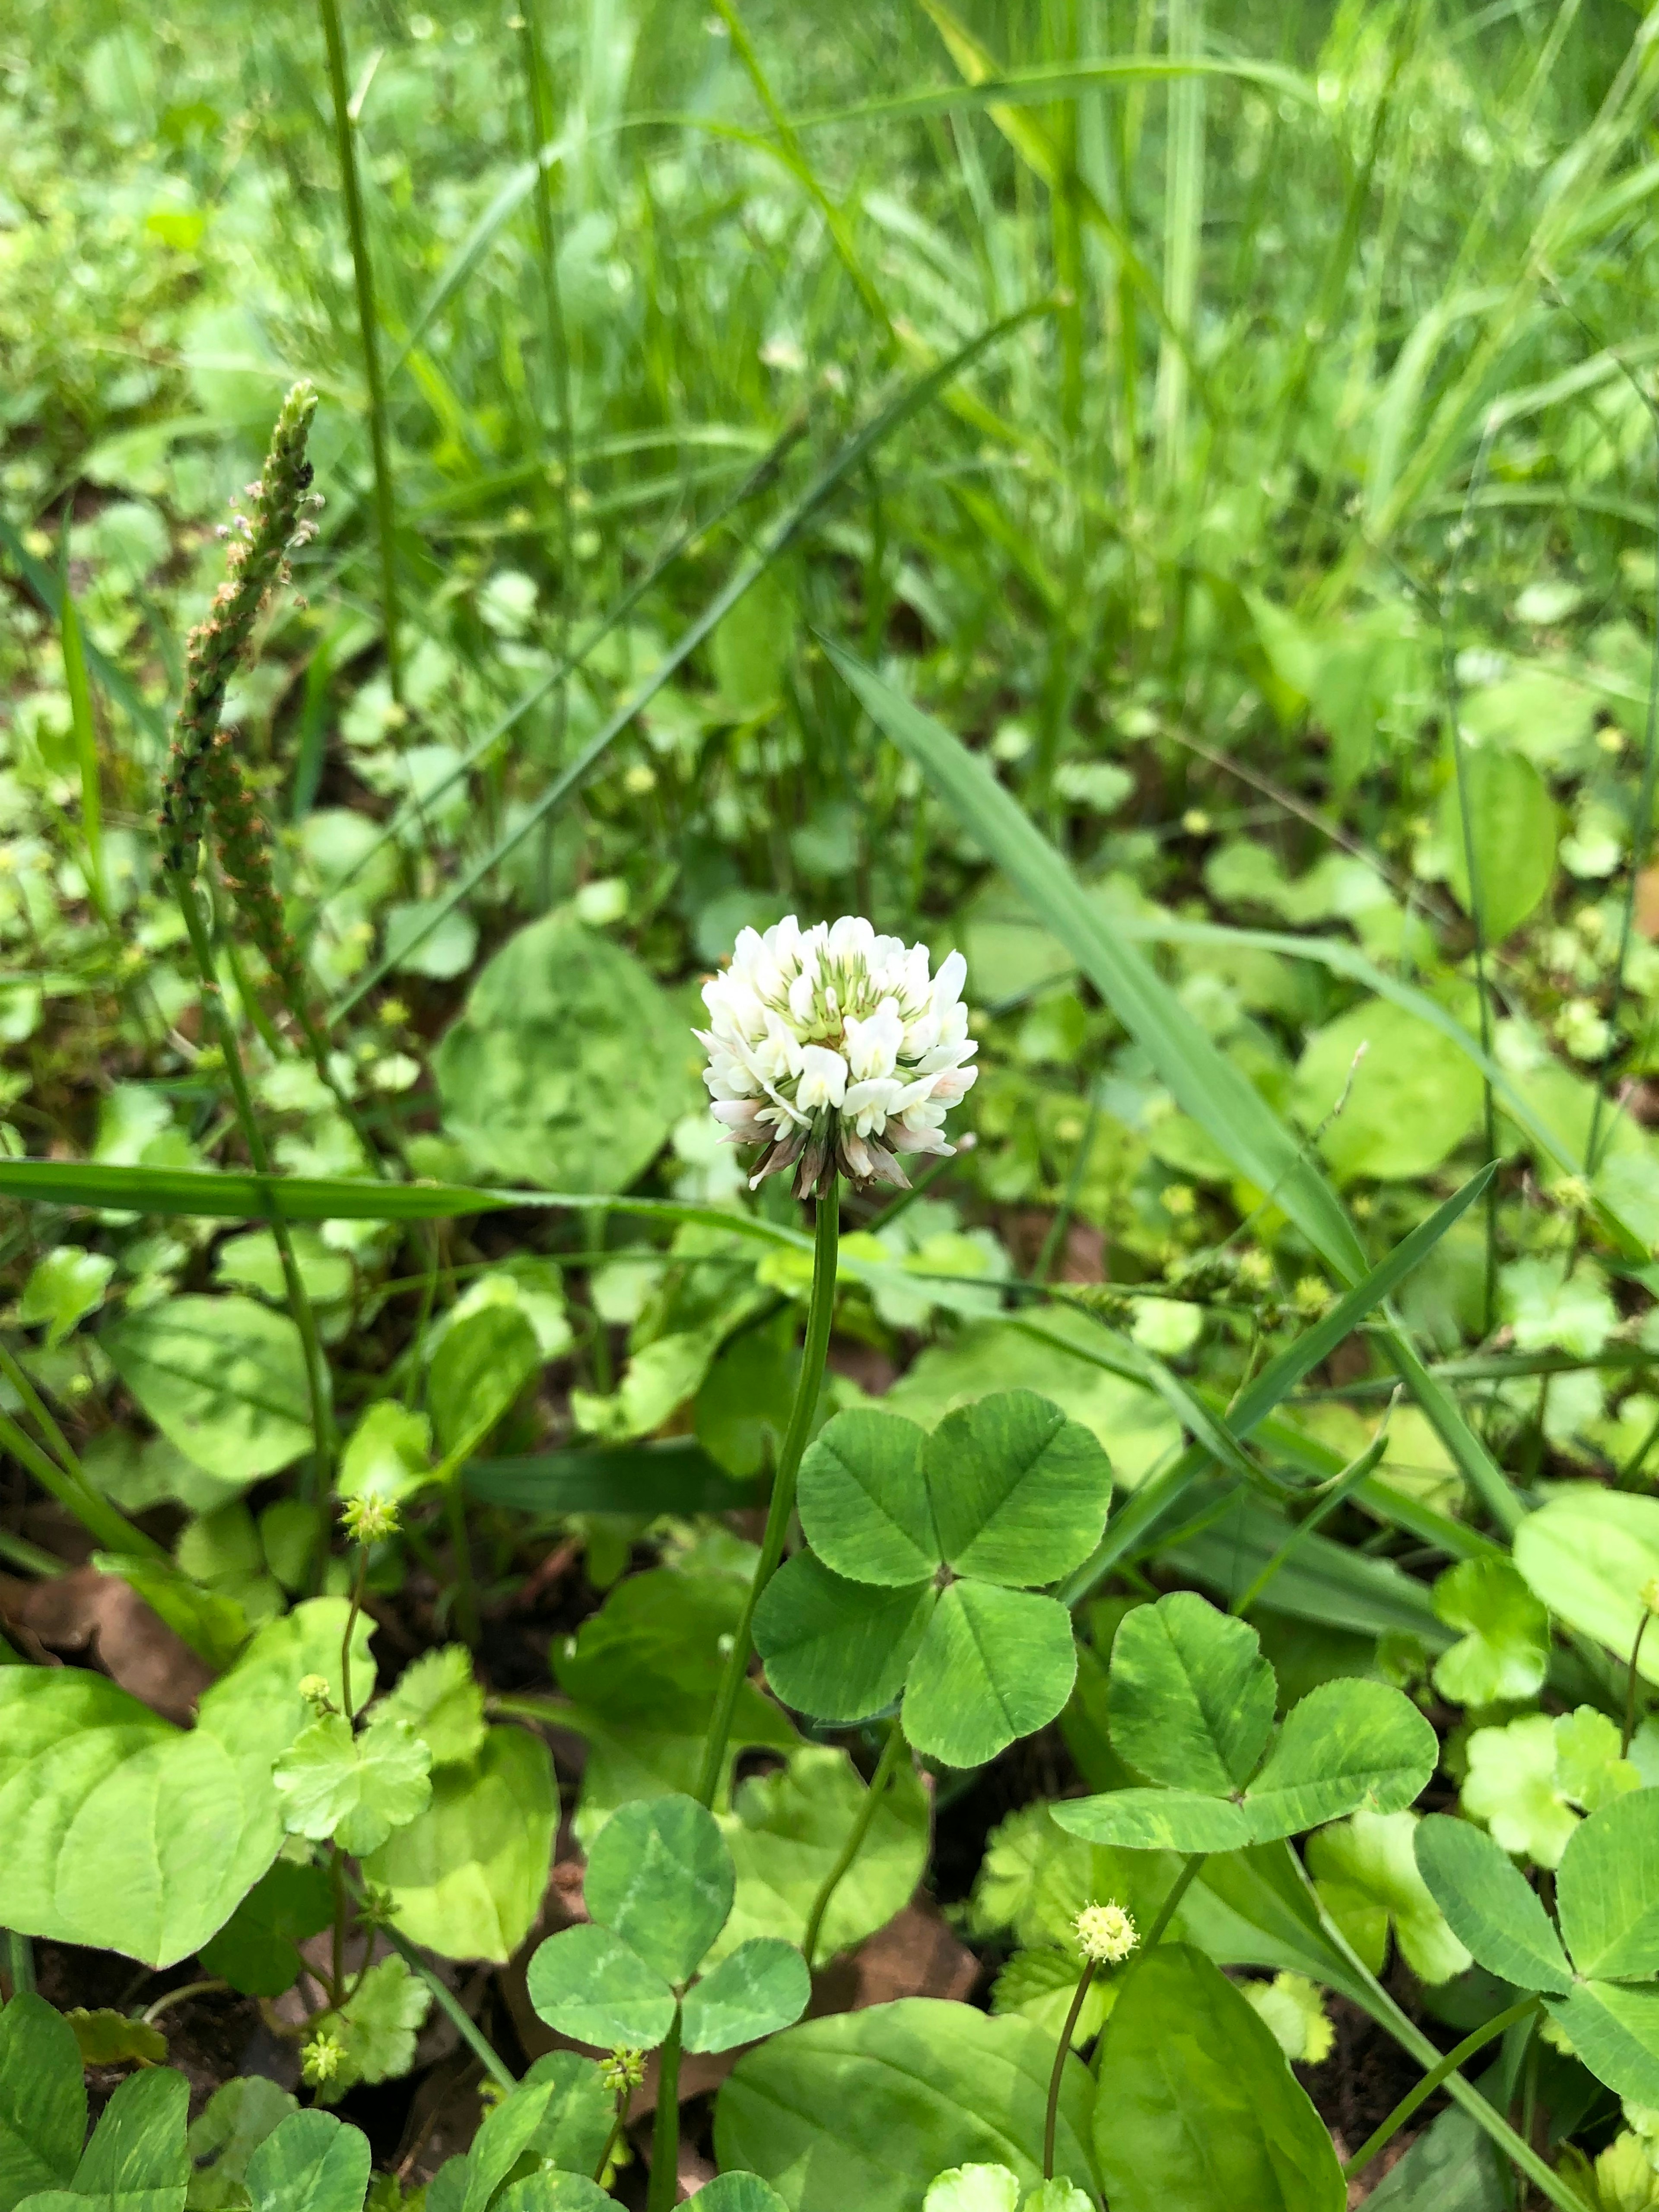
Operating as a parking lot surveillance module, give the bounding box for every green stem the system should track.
[141,1977,229,2026]
[0,1336,93,1494]
[0,1402,164,1560]
[1041,1960,1097,2182]
[646,2010,683,2212]
[317,0,401,702]
[592,2101,628,2187]
[694,1176,839,1810]
[802,1723,906,1970]
[1289,1849,1585,2212]
[1142,1851,1207,1954]
[3,1930,35,2000]
[341,1543,369,1724]
[443,1476,480,1646]
[168,873,335,1496]
[0,1527,65,1578]
[372,1913,516,2092]
[1625,1610,1653,1757]
[1341,1996,1541,2181]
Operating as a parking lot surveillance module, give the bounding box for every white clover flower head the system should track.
[1074,1900,1138,1966]
[694,914,977,1197]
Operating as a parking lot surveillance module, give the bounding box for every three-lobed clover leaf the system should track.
[1049,1592,1438,1853]
[1417,1791,1659,2107]
[527,1794,809,2057]
[753,1393,1112,1768]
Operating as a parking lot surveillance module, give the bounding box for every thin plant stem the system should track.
[169,874,336,1517]
[1141,1850,1207,1954]
[694,1175,840,1809]
[1041,1960,1097,2182]
[592,2100,628,2187]
[141,1978,229,2027]
[645,2009,682,2212]
[1290,1847,1586,2212]
[317,0,401,702]
[1625,1609,1653,1756]
[0,1335,96,1496]
[4,1930,35,2000]
[1341,1996,1541,2180]
[331,1847,348,2002]
[802,1723,907,1970]
[373,1913,516,2092]
[0,1400,163,1560]
[341,1542,369,1724]
[0,1526,65,1578]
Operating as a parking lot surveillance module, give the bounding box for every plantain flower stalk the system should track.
[696,914,977,1196]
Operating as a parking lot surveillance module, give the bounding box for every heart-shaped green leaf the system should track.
[493,2178,612,2212]
[430,1303,541,1463]
[796,1411,937,1585]
[103,1294,317,1482]
[1092,1945,1344,2212]
[683,1938,811,2054]
[1107,1593,1275,1796]
[1412,1814,1571,1993]
[1241,1681,1437,1841]
[1556,1789,1659,1981]
[693,2180,789,2212]
[925,1392,1112,1586]
[1544,1981,1659,2108]
[0,1995,84,2209]
[1051,1790,1252,1855]
[198,1861,333,1998]
[458,2078,559,2212]
[584,1794,734,1984]
[754,1553,935,1723]
[525,1923,677,2051]
[902,1583,1077,1768]
[60,2066,190,2209]
[245,2111,370,2212]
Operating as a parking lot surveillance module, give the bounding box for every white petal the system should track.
[795,1045,848,1110]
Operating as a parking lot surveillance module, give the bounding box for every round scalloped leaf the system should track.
[796,1410,937,1586]
[525,1923,676,2051]
[901,1583,1076,1769]
[584,1794,734,1985]
[754,1551,935,1724]
[682,1938,810,2054]
[1513,1489,1659,1683]
[924,1392,1112,1586]
[1412,1814,1571,1993]
[1106,1592,1275,1796]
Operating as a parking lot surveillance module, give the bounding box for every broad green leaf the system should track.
[1241,1681,1438,1840]
[1557,1791,1659,1980]
[696,2181,789,2212]
[1440,745,1557,941]
[988,1948,1109,2046]
[821,639,1364,1282]
[18,1247,114,1348]
[1412,1814,1571,1991]
[376,1646,487,1767]
[433,913,690,1193]
[429,1305,540,1463]
[363,1725,557,1962]
[923,2171,1017,2212]
[1305,1812,1470,1983]
[215,1231,353,1311]
[493,2180,610,2212]
[902,1583,1076,1768]
[1431,1559,1550,1707]
[682,1938,811,2053]
[584,1793,734,1984]
[1092,1945,1343,2212]
[323,1958,430,2100]
[185,2079,297,2212]
[712,1744,929,1967]
[1545,1981,1659,2109]
[715,1999,1096,2210]
[0,1996,84,2212]
[923,1393,1112,1586]
[1291,1000,1485,1183]
[72,2068,189,2202]
[1106,1592,1275,1796]
[272,1714,432,1856]
[244,2113,369,2212]
[795,1411,936,1586]
[525,1924,677,2051]
[102,1295,315,1481]
[1051,1790,1253,1855]
[515,2053,612,2179]
[754,1554,935,1724]
[337,1403,432,1507]
[1513,1490,1659,1683]
[197,1600,377,1796]
[458,2079,557,2212]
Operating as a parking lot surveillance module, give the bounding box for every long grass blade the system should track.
[57,553,107,920]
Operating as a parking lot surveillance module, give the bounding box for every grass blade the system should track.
[465,1440,756,1514]
[57,550,107,919]
[822,635,1366,1282]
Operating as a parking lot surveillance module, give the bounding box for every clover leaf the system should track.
[1430,1558,1550,1707]
[753,1392,1112,1768]
[1417,1792,1659,2107]
[526,1793,808,2057]
[1049,1591,1437,1853]
[273,1713,433,1856]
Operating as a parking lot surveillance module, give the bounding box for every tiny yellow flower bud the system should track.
[1641,1578,1659,1617]
[1075,1900,1138,1966]
[601,2047,646,2096]
[298,1674,336,1716]
[342,1493,400,1545]
[302,2028,345,2085]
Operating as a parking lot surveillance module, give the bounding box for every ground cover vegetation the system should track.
[3,0,1659,2203]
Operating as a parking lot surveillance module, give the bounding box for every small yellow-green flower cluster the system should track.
[302,2028,345,2085]
[343,1493,401,1545]
[601,2047,645,2096]
[1074,1900,1138,1966]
